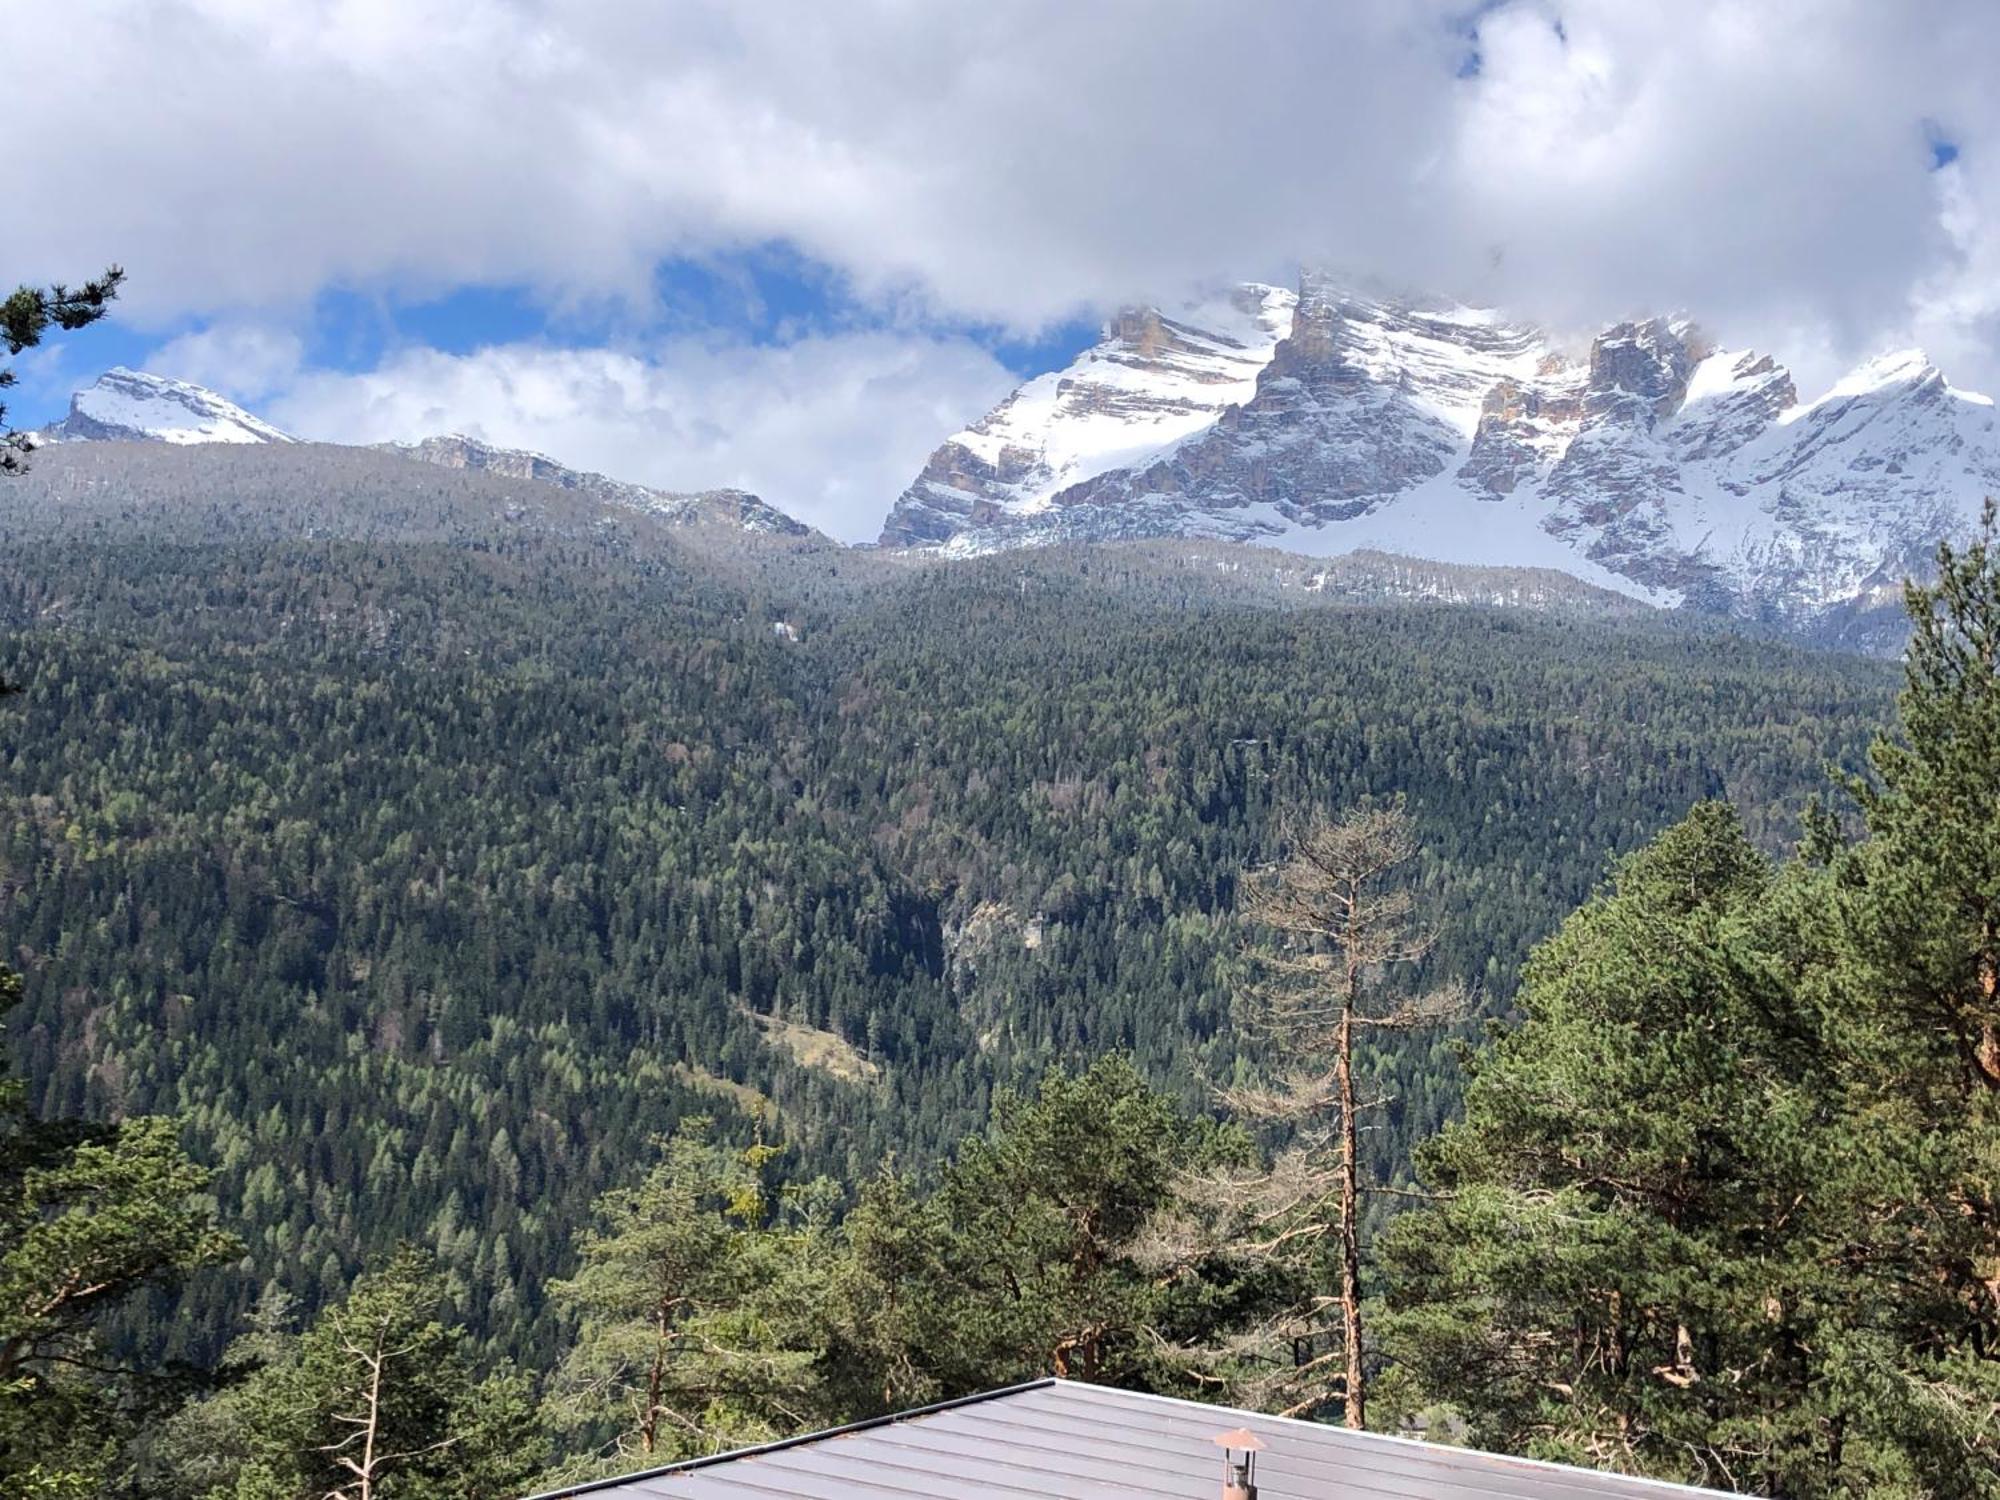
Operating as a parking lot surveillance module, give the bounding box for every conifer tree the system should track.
[542,1123,814,1474]
[812,1058,1267,1414]
[929,1056,1196,1387]
[1375,805,1852,1489]
[1377,512,2000,1496]
[1,266,122,472]
[1806,503,2000,1490]
[817,1168,955,1412]
[1847,499,2000,1092]
[0,962,237,1498]
[189,1246,544,1500]
[1220,806,1465,1427]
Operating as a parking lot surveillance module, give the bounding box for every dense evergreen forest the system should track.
[0,447,1890,1365]
[13,441,1977,1497]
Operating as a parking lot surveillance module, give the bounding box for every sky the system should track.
[9,0,1998,540]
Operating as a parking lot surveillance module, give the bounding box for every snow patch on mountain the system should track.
[931,472,1672,604]
[39,368,298,445]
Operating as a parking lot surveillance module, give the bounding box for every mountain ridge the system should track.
[38,306,1998,648]
[384,432,815,537]
[33,369,820,540]
[881,276,2000,637]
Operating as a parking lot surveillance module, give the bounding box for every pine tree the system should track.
[1219,805,1465,1427]
[930,1056,1193,1387]
[542,1123,812,1474]
[1374,805,1854,1488]
[1847,499,2000,1091]
[1805,503,2000,1490]
[818,1168,954,1413]
[1,266,122,473]
[186,1245,544,1500]
[814,1058,1266,1411]
[1376,513,2000,1496]
[0,962,237,1498]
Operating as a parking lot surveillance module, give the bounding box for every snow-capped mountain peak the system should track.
[1808,347,1953,405]
[39,367,298,446]
[879,274,2000,641]
[881,284,1295,546]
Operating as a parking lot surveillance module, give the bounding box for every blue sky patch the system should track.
[10,238,1101,431]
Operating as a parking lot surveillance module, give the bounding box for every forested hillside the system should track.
[0,444,1895,1387]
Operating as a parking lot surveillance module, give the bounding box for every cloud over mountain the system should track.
[15,4,1995,347]
[14,1,2000,536]
[258,333,1016,542]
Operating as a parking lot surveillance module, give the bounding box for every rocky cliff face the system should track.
[396,433,618,493]
[880,284,1294,546]
[881,278,2000,636]
[1054,279,1549,529]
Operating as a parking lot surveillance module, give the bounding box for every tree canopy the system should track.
[0,266,122,473]
[1378,514,2000,1496]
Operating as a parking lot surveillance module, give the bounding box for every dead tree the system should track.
[1222,804,1466,1429]
[319,1303,458,1500]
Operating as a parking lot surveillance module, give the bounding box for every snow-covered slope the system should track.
[882,279,2000,633]
[881,285,1294,545]
[39,367,298,445]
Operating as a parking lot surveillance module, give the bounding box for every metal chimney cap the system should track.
[1211,1428,1266,1451]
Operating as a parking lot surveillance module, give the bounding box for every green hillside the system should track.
[0,445,1895,1371]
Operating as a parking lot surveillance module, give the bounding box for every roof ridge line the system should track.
[1045,1380,1737,1498]
[518,1378,1061,1500]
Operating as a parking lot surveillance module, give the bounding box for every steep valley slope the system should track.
[0,441,1893,1367]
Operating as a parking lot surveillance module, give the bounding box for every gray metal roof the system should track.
[530,1378,1736,1500]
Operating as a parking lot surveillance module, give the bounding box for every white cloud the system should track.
[150,325,306,401]
[1435,4,1973,359]
[12,2,1993,371]
[261,333,1015,542]
[1910,159,2000,387]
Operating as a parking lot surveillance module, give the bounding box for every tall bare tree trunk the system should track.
[356,1337,384,1500]
[1337,958,1365,1429]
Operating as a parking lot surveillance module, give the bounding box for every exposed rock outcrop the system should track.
[881,276,2000,636]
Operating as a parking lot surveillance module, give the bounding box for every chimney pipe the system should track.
[1211,1427,1265,1500]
